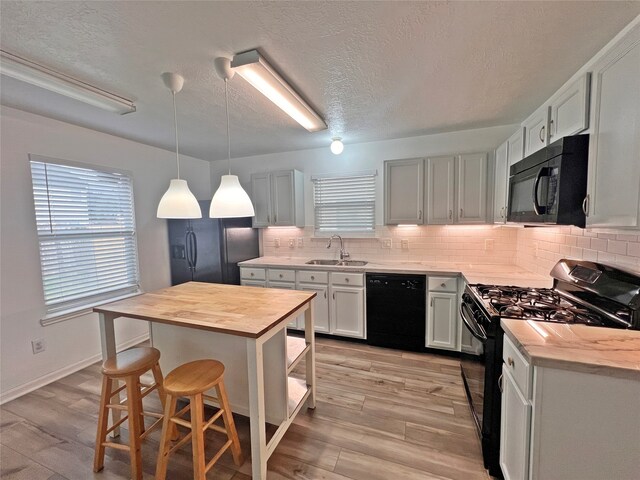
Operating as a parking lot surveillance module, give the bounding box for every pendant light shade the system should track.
[157,179,202,218]
[210,58,255,219]
[157,72,202,219]
[210,175,255,218]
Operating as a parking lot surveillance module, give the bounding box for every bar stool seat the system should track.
[156,359,243,480]
[94,346,168,480]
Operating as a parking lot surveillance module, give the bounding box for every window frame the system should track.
[29,154,142,325]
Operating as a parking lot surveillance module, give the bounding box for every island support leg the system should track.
[98,312,121,438]
[247,337,267,479]
[304,300,316,409]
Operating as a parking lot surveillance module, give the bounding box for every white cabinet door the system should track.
[586,23,640,228]
[549,74,590,141]
[298,283,330,333]
[426,155,455,224]
[493,141,509,224]
[500,367,531,480]
[384,159,425,224]
[251,173,271,227]
[331,286,365,338]
[523,106,550,156]
[271,170,295,226]
[268,280,300,329]
[457,153,487,224]
[507,128,525,166]
[426,292,458,350]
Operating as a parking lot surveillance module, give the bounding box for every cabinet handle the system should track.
[324,291,327,299]
[333,292,335,299]
[500,207,504,219]
[549,119,554,138]
[507,357,514,367]
[449,209,453,220]
[498,373,504,393]
[267,215,270,223]
[539,125,546,143]
[582,194,590,216]
[274,214,277,223]
[430,298,433,307]
[418,209,422,220]
[460,208,464,218]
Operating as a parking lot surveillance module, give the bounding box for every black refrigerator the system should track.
[167,200,259,286]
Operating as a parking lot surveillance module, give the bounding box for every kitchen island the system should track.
[94,281,316,479]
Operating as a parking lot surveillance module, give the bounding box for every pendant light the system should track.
[157,72,202,219]
[210,58,255,218]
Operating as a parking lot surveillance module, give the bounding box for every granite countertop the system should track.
[501,319,640,380]
[239,256,553,288]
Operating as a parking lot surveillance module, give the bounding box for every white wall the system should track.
[211,124,519,227]
[0,107,212,403]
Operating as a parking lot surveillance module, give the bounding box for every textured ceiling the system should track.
[1,1,639,161]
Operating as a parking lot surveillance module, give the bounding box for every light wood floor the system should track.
[0,337,490,479]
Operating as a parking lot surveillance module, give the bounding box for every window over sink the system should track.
[311,171,376,235]
[29,155,140,323]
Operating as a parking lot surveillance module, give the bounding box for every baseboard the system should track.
[0,332,150,405]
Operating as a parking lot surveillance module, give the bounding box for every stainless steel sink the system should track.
[337,260,368,266]
[305,259,340,265]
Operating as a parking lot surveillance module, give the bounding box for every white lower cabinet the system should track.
[426,292,458,350]
[297,283,330,333]
[267,280,300,329]
[330,285,365,338]
[500,367,531,480]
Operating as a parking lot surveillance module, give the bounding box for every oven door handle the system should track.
[460,303,488,343]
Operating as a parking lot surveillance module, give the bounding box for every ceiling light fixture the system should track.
[157,72,202,219]
[209,58,255,219]
[0,50,136,114]
[231,50,327,132]
[330,137,344,155]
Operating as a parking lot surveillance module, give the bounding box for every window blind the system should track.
[30,158,140,318]
[312,172,376,233]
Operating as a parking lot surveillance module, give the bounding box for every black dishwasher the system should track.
[366,273,426,351]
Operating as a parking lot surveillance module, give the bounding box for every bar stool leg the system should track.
[93,375,112,472]
[216,380,244,466]
[151,362,178,441]
[126,376,144,480]
[155,393,177,480]
[190,393,207,480]
[134,376,146,436]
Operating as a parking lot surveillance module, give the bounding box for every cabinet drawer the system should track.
[297,270,328,284]
[268,269,296,282]
[330,272,364,287]
[428,276,458,292]
[503,334,531,399]
[240,267,266,281]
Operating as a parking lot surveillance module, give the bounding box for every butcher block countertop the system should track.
[239,256,552,288]
[94,282,316,338]
[501,319,640,380]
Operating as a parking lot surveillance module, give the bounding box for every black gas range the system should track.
[459,259,640,478]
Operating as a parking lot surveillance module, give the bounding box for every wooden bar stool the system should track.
[93,346,168,480]
[155,359,243,480]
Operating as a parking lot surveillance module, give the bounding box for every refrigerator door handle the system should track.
[190,230,198,271]
[185,230,194,271]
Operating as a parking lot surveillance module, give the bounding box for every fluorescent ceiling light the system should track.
[0,50,136,114]
[231,50,326,132]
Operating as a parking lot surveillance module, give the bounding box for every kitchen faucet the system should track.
[326,234,350,260]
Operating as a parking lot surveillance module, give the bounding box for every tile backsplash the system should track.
[515,226,640,275]
[261,225,518,264]
[261,224,640,275]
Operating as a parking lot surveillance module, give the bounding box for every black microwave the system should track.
[507,134,589,227]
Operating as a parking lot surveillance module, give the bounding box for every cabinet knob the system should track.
[279,274,283,278]
[507,357,514,367]
[345,278,349,282]
[311,275,315,280]
[250,273,255,277]
[441,283,446,288]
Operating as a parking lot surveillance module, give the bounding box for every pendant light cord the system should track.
[172,91,181,179]
[225,79,231,175]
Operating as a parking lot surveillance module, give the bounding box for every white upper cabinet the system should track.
[523,105,550,156]
[586,23,640,228]
[426,155,456,224]
[457,153,488,224]
[250,169,304,228]
[494,140,509,224]
[507,127,525,166]
[549,74,591,141]
[384,158,425,225]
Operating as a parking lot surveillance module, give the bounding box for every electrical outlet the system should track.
[288,238,295,248]
[274,238,280,248]
[381,238,392,249]
[31,338,46,354]
[297,237,304,247]
[485,239,495,251]
[401,239,409,249]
